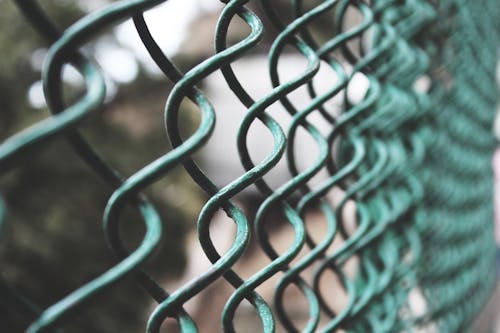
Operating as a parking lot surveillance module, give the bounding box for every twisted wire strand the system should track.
[302,0,436,328]
[416,1,500,331]
[142,1,279,331]
[251,3,381,331]
[6,1,189,332]
[7,1,198,332]
[134,5,272,332]
[220,0,373,330]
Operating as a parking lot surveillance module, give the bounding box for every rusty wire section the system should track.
[1,0,499,332]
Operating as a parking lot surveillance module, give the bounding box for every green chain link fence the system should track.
[1,0,499,332]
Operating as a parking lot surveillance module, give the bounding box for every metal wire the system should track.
[1,0,499,332]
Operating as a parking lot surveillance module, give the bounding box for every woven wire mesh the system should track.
[1,0,499,332]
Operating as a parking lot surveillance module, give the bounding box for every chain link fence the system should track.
[1,0,499,332]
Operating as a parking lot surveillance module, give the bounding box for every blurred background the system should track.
[0,0,499,332]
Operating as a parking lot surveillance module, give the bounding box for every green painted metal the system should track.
[1,0,499,332]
